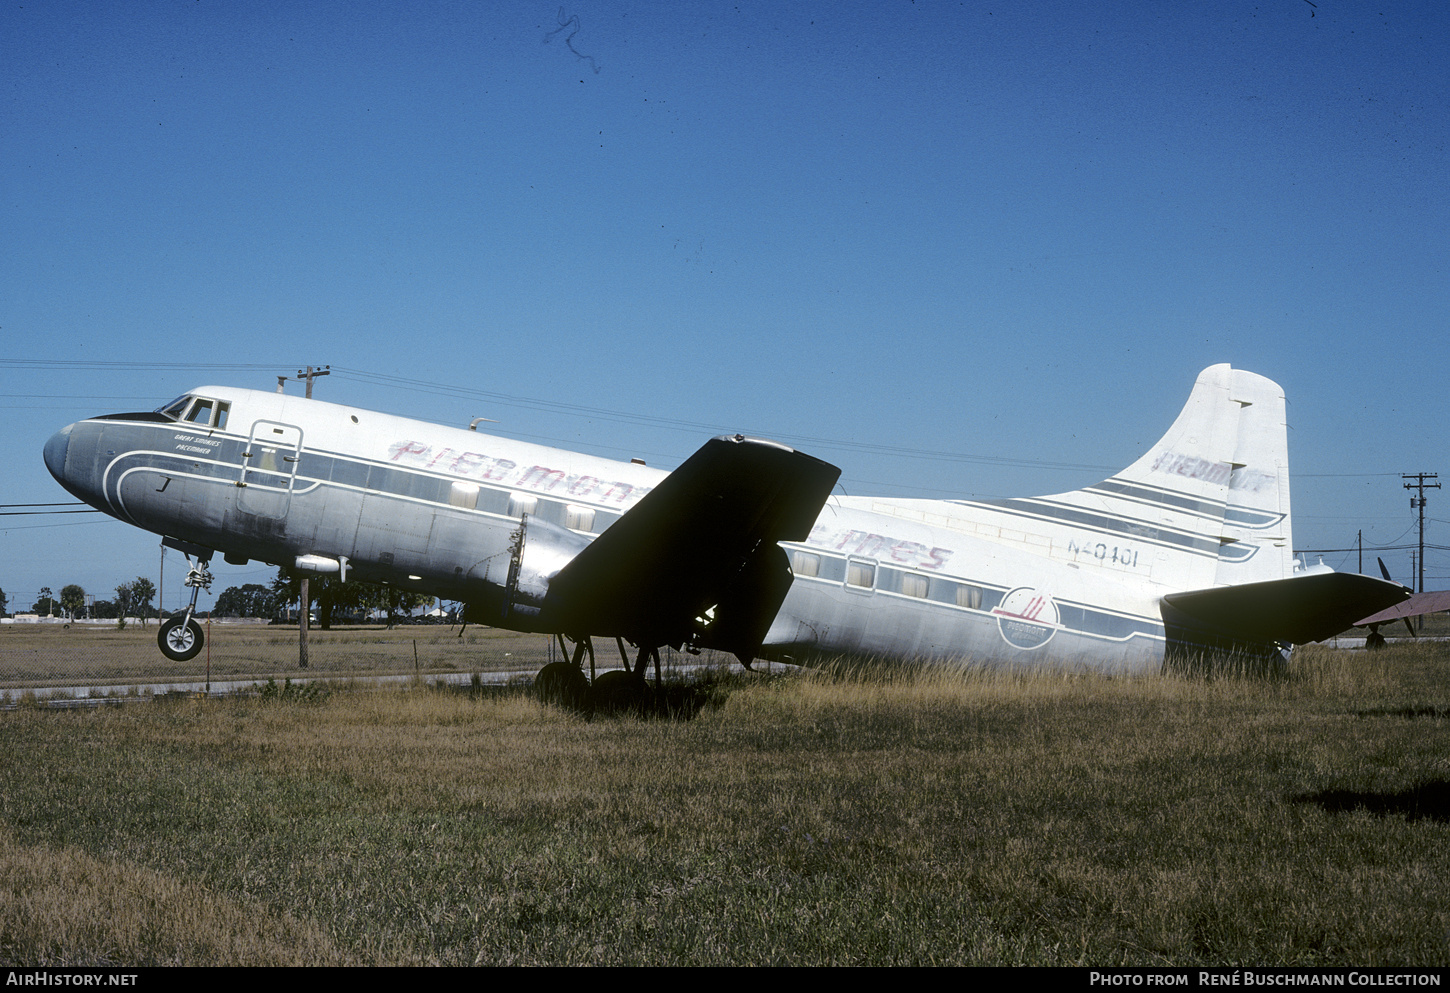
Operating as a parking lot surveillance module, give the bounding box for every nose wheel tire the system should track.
[158,617,205,662]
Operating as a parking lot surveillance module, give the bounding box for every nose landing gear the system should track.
[157,557,213,662]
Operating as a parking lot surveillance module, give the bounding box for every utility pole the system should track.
[280,366,330,668]
[1403,472,1439,633]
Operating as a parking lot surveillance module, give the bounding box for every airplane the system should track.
[42,364,1410,704]
[1355,576,1450,647]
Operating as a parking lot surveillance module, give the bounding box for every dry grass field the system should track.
[1,639,1448,966]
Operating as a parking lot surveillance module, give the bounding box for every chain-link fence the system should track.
[0,620,552,696]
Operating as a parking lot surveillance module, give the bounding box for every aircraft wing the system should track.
[1162,572,1411,646]
[542,435,841,660]
[1356,590,1450,627]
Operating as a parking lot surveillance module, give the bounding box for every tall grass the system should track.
[2,642,1447,965]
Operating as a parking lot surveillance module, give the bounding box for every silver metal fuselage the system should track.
[44,385,1179,672]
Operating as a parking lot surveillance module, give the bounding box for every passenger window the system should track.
[449,482,480,510]
[475,488,510,515]
[846,560,875,589]
[901,574,929,598]
[565,505,595,531]
[956,585,983,610]
[508,494,537,518]
[791,551,820,578]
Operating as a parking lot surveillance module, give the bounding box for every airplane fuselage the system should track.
[43,385,1170,671]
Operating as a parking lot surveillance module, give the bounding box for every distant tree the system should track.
[91,599,119,620]
[272,567,362,629]
[129,577,156,625]
[271,567,431,628]
[60,584,86,620]
[0,587,7,616]
[270,569,298,619]
[32,587,56,616]
[385,589,435,627]
[213,583,281,618]
[352,584,436,627]
[113,582,134,618]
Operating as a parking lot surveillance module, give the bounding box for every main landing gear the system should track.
[157,557,213,662]
[534,635,664,715]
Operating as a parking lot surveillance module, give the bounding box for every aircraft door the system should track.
[237,420,303,518]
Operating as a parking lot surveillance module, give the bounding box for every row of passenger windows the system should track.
[790,549,989,610]
[150,397,620,533]
[273,450,620,534]
[446,482,605,532]
[155,399,618,535]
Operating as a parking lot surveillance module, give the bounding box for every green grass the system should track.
[1,643,1448,965]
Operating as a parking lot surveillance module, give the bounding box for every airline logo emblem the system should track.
[993,587,1060,650]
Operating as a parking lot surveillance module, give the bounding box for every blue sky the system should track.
[3,1,1447,613]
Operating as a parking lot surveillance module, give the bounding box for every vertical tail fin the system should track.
[1048,364,1293,591]
[947,365,1293,595]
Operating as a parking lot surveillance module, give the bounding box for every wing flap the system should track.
[543,435,840,657]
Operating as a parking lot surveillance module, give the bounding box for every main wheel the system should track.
[588,669,652,716]
[158,616,204,662]
[534,661,589,710]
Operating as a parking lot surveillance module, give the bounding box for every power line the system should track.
[0,502,89,508]
[0,502,101,517]
[0,519,117,532]
[0,510,101,516]
[7,358,1413,481]
[0,360,283,372]
[329,366,1119,474]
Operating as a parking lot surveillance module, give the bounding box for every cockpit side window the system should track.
[186,399,214,425]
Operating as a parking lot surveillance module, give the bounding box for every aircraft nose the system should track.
[44,424,74,482]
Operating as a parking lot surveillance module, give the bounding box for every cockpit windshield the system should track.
[156,394,230,429]
[158,395,191,419]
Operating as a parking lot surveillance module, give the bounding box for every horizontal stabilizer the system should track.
[544,435,841,657]
[1162,572,1411,646]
